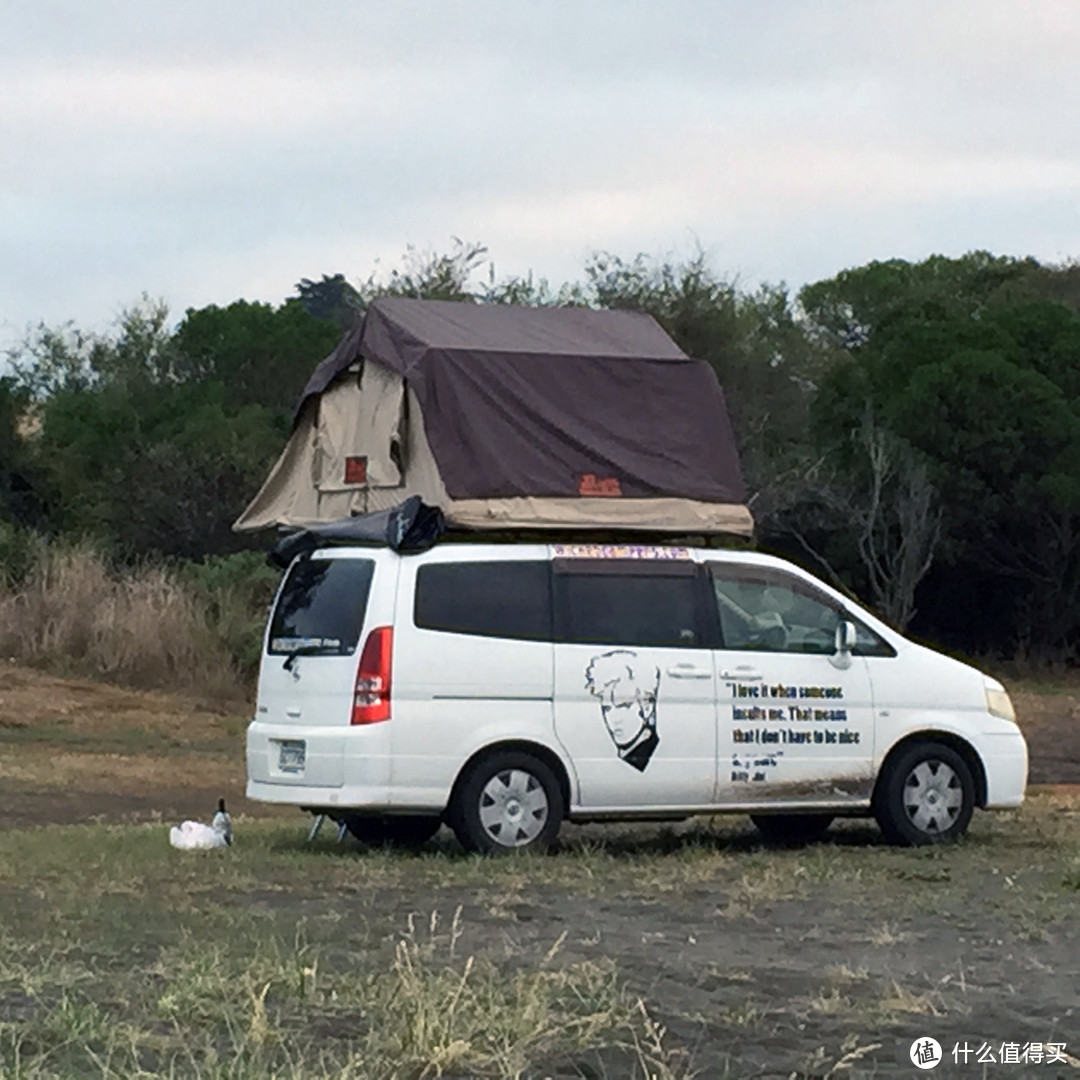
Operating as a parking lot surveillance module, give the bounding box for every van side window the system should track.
[709,565,841,654]
[708,564,894,656]
[269,557,374,655]
[414,562,552,641]
[553,561,704,648]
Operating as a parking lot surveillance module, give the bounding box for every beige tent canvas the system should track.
[234,297,753,537]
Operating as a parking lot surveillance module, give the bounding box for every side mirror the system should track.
[830,620,857,669]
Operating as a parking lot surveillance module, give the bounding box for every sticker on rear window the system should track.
[271,636,343,652]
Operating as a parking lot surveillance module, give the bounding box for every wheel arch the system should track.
[449,740,573,818]
[874,731,988,809]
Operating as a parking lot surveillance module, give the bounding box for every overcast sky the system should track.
[3,0,1080,346]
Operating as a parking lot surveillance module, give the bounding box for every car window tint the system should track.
[269,558,374,655]
[554,570,703,648]
[414,562,552,641]
[709,566,842,654]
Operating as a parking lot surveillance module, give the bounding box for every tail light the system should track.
[352,626,392,724]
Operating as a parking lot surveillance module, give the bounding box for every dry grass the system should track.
[0,543,244,700]
[0,883,691,1080]
[0,663,257,830]
[0,663,245,747]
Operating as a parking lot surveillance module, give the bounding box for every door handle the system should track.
[720,668,763,681]
[666,664,712,679]
[286,708,301,718]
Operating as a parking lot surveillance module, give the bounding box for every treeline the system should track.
[3,243,1079,667]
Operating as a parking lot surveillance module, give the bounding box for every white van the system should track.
[246,542,1027,853]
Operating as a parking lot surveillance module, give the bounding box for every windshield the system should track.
[268,557,375,656]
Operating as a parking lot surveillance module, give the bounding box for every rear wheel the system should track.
[874,742,975,845]
[451,751,564,854]
[751,813,833,844]
[342,814,441,848]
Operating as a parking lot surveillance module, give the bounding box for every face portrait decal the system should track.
[585,650,661,772]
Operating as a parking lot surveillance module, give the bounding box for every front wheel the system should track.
[874,742,975,845]
[450,751,564,854]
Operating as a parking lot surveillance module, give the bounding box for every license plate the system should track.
[278,740,306,773]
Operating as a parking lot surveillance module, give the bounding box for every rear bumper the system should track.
[246,719,392,808]
[246,778,394,808]
[981,729,1028,808]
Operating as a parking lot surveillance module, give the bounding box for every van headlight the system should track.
[985,684,1016,723]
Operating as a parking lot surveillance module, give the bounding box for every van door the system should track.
[252,553,378,788]
[552,556,718,810]
[391,554,555,808]
[706,562,876,806]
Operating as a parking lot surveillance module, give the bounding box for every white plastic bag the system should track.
[169,820,228,850]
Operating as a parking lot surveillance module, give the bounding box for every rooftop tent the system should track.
[233,297,753,537]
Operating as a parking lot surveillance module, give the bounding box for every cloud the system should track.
[0,63,401,137]
[3,0,1080,340]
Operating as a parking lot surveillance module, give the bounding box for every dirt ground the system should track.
[0,663,280,829]
[1010,685,1080,785]
[0,662,1077,1078]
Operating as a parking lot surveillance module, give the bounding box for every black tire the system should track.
[874,741,975,846]
[450,750,564,855]
[342,814,441,848]
[751,813,833,845]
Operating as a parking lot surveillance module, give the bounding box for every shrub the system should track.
[0,520,44,589]
[0,540,256,700]
[180,551,281,679]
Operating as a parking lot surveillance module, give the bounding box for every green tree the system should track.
[21,295,340,558]
[296,273,363,330]
[0,378,50,527]
[6,297,178,400]
[798,251,1038,350]
[804,257,1080,659]
[171,298,340,414]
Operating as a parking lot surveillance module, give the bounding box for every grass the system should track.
[0,824,690,1079]
[0,792,1077,1078]
[2,795,1068,906]
[0,929,647,1077]
[0,716,241,757]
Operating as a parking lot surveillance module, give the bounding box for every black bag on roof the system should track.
[269,497,446,568]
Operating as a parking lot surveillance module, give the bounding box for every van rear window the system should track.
[414,562,551,640]
[269,558,375,655]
